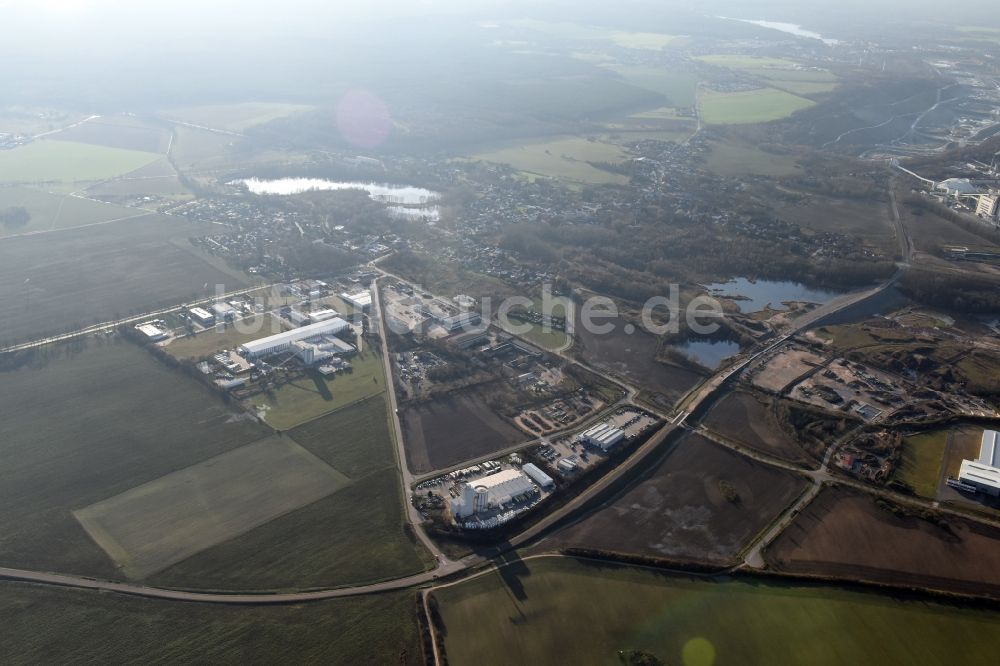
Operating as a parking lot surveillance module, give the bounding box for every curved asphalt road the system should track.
[1,183,930,603]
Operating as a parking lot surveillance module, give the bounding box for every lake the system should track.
[235,178,440,205]
[675,339,740,370]
[723,18,840,46]
[705,278,839,313]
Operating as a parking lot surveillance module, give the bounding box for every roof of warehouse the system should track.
[239,317,349,353]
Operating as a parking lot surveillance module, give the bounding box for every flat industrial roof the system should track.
[472,469,526,490]
[239,317,349,354]
[960,459,1000,490]
[980,430,1000,468]
[189,306,213,318]
[341,291,372,306]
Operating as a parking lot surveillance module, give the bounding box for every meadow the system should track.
[165,314,285,360]
[894,430,947,497]
[0,139,161,183]
[473,136,630,184]
[699,88,815,125]
[433,556,1000,666]
[1,581,422,665]
[163,102,313,131]
[152,395,434,590]
[75,436,350,580]
[0,186,146,237]
[510,20,681,51]
[0,340,271,578]
[704,140,802,176]
[51,116,171,153]
[250,346,386,430]
[696,54,838,96]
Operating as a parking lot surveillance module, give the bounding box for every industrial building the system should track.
[976,193,999,219]
[135,322,169,342]
[341,290,372,312]
[288,309,311,326]
[211,302,238,320]
[238,317,349,359]
[438,312,483,332]
[578,422,625,451]
[521,463,554,489]
[292,336,356,365]
[189,307,214,326]
[308,308,341,323]
[959,429,1000,496]
[450,469,535,519]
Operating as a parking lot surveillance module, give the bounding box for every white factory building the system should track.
[578,422,625,451]
[521,462,554,489]
[450,469,535,519]
[135,322,169,342]
[211,302,238,320]
[959,429,1000,497]
[189,306,215,326]
[238,317,350,359]
[341,290,372,312]
[292,336,356,365]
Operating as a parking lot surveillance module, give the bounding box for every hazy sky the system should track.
[1,0,996,109]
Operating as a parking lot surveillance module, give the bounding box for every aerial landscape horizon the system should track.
[2,0,1000,664]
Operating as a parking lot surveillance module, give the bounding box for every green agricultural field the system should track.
[510,20,680,50]
[628,106,686,120]
[75,436,350,580]
[473,136,629,184]
[51,116,171,153]
[0,139,161,183]
[433,557,1000,666]
[696,55,801,69]
[505,296,570,351]
[0,340,271,578]
[697,54,838,97]
[0,215,249,346]
[151,395,434,590]
[0,186,146,237]
[1,582,422,665]
[163,102,313,131]
[603,65,698,107]
[165,314,285,360]
[895,431,948,497]
[699,88,815,125]
[251,346,386,431]
[518,324,569,350]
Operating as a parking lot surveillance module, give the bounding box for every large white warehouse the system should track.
[451,469,535,519]
[238,317,349,359]
[579,422,625,452]
[959,429,1000,497]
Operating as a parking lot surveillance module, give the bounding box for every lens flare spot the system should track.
[335,89,391,149]
[682,637,716,666]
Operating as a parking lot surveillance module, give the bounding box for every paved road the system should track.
[0,566,446,605]
[0,283,275,355]
[370,276,454,569]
